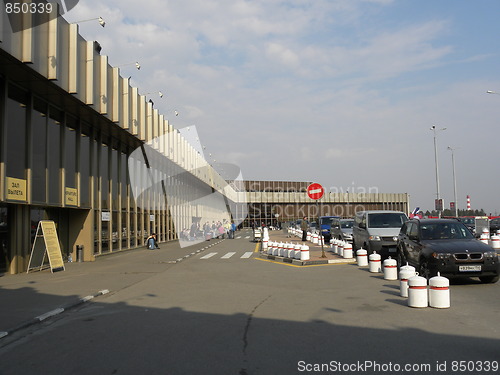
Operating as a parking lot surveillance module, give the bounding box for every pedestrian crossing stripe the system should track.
[245,236,250,239]
[200,252,217,259]
[199,252,254,259]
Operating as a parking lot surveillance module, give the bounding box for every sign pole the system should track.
[307,183,326,258]
[317,200,326,258]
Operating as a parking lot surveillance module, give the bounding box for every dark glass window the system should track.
[79,133,90,208]
[6,84,28,179]
[111,147,118,209]
[121,152,128,210]
[31,98,47,203]
[64,116,77,189]
[47,106,62,205]
[121,211,128,248]
[101,143,109,210]
[92,138,98,208]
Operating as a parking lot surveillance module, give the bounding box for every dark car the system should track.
[318,216,341,242]
[458,217,475,234]
[490,218,500,236]
[340,218,354,243]
[397,219,499,283]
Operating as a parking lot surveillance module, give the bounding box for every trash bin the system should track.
[76,245,84,262]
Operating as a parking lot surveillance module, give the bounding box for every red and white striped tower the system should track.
[466,195,471,210]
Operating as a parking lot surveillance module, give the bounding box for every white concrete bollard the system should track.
[300,244,310,261]
[480,234,489,245]
[267,241,274,255]
[319,235,325,246]
[338,242,344,257]
[262,237,268,251]
[491,235,500,250]
[408,275,428,308]
[343,242,353,259]
[383,257,398,280]
[332,240,339,254]
[306,232,311,241]
[429,272,450,308]
[480,228,490,245]
[400,262,416,274]
[294,244,302,259]
[356,248,368,266]
[293,243,301,258]
[275,242,282,256]
[287,243,295,258]
[368,251,381,273]
[399,268,416,298]
[312,233,318,244]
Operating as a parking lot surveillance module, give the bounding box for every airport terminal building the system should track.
[0,7,409,274]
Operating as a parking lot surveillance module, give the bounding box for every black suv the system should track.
[397,218,499,283]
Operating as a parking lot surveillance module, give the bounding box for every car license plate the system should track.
[388,247,396,253]
[459,265,481,272]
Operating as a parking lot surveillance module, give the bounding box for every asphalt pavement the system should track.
[0,235,227,338]
[0,228,351,339]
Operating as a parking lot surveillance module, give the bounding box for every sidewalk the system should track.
[259,231,356,266]
[0,238,225,338]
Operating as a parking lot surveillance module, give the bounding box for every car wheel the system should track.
[479,275,499,284]
[418,259,431,280]
[396,249,405,270]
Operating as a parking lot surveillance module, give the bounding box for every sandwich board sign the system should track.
[27,220,65,273]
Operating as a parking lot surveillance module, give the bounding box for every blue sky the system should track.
[65,0,500,214]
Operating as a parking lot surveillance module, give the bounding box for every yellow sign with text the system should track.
[65,187,78,206]
[6,177,27,202]
[27,221,65,273]
[41,221,65,272]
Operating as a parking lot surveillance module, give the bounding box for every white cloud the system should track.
[62,0,500,213]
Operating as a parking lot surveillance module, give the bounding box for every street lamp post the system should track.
[430,125,446,218]
[447,146,458,217]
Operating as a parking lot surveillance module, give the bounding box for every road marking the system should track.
[221,252,236,259]
[241,252,253,259]
[245,236,250,239]
[254,242,260,253]
[236,236,242,239]
[200,252,217,259]
[36,308,65,321]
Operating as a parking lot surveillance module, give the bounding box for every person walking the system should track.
[230,222,237,239]
[300,217,308,241]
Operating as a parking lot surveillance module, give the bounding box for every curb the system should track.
[0,289,110,340]
[259,253,356,266]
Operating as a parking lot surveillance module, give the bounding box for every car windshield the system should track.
[341,220,353,229]
[367,213,407,228]
[459,218,474,225]
[420,222,475,240]
[320,217,338,226]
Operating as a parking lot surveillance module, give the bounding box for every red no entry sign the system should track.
[307,183,324,200]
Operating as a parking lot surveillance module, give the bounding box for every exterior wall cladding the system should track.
[0,7,408,274]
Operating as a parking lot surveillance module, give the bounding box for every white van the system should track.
[353,210,408,259]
